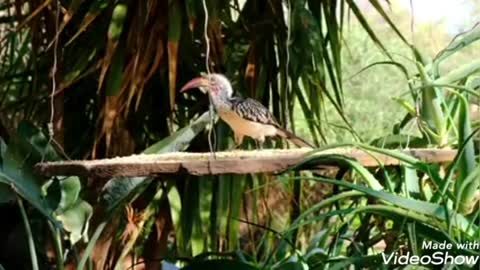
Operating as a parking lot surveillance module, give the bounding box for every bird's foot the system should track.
[255,141,264,150]
[227,143,242,151]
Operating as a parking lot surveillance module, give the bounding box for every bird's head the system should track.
[180,73,233,98]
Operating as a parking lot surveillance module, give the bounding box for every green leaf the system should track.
[101,111,211,216]
[101,176,149,214]
[13,121,61,165]
[227,175,244,250]
[62,48,98,84]
[144,111,212,154]
[454,96,477,214]
[288,153,383,190]
[17,197,39,270]
[168,185,182,250]
[328,254,385,270]
[106,45,126,96]
[298,176,476,236]
[42,175,82,214]
[368,0,408,44]
[403,165,421,200]
[0,183,14,204]
[369,134,426,149]
[0,122,66,221]
[434,59,480,85]
[345,0,391,58]
[57,176,81,211]
[108,3,128,41]
[56,199,93,245]
[0,153,54,222]
[168,0,182,42]
[274,261,306,270]
[434,28,480,64]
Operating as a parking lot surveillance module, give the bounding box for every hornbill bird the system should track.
[181,73,313,149]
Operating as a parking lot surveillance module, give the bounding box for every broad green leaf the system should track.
[57,176,82,212]
[0,183,14,204]
[1,151,54,222]
[56,199,93,245]
[0,122,65,221]
[42,176,82,213]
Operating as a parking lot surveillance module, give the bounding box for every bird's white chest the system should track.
[217,109,277,140]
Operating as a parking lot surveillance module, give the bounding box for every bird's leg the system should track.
[256,137,265,150]
[228,133,244,151]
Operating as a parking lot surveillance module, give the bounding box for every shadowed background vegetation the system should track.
[0,0,479,269]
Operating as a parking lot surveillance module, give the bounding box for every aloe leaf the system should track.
[369,134,426,149]
[286,153,383,190]
[299,176,476,236]
[434,28,480,64]
[434,59,480,85]
[416,62,446,144]
[101,111,212,215]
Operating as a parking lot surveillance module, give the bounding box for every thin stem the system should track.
[18,196,39,270]
[48,221,64,270]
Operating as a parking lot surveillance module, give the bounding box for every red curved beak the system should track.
[180,77,209,93]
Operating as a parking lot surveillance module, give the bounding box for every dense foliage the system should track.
[0,0,478,269]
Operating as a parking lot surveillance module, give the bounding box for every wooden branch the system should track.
[35,148,457,178]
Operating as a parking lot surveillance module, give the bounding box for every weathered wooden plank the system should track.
[34,148,458,178]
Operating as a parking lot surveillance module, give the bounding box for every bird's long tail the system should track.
[276,127,314,148]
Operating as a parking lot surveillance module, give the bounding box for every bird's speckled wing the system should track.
[229,97,279,126]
